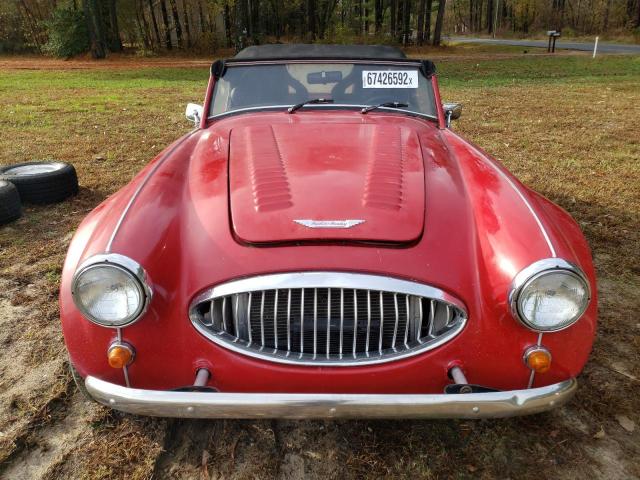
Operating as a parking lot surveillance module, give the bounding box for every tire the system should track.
[0,180,22,225]
[0,161,79,204]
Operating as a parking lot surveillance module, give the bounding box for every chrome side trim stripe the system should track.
[105,129,198,253]
[445,132,556,258]
[489,162,556,257]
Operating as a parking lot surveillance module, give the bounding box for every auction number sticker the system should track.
[362,70,418,88]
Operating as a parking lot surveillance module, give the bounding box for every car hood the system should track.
[77,111,572,328]
[228,123,426,245]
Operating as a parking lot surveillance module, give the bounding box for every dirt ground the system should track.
[0,52,638,479]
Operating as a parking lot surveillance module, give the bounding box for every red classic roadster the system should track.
[60,45,596,418]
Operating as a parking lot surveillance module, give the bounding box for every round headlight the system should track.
[72,255,150,327]
[511,259,590,332]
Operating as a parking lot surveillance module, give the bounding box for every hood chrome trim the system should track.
[294,219,365,229]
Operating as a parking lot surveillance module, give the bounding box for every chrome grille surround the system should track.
[189,272,467,366]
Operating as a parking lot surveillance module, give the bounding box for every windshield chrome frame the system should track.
[207,104,438,122]
[209,59,437,122]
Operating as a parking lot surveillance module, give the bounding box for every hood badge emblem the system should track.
[294,219,365,229]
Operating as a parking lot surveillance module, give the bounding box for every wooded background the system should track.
[1,0,639,57]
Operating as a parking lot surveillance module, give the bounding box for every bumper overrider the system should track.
[85,376,577,419]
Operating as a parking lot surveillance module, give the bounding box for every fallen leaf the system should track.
[616,415,635,432]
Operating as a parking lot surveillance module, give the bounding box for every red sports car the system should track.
[60,44,596,419]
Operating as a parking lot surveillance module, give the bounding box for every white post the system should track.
[593,36,599,58]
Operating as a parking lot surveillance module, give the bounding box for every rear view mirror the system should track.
[185,103,203,126]
[443,102,462,127]
[307,71,343,85]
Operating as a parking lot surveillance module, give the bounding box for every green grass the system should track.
[438,54,640,86]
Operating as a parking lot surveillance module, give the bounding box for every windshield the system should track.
[209,62,437,119]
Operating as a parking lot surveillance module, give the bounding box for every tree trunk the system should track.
[246,0,254,39]
[197,0,205,33]
[93,0,108,53]
[417,0,425,44]
[364,3,369,35]
[147,0,161,47]
[160,0,172,49]
[136,0,151,49]
[426,0,432,41]
[223,1,232,47]
[374,0,383,34]
[602,0,611,30]
[469,0,476,31]
[432,0,446,46]
[487,0,494,33]
[18,0,43,53]
[84,0,106,58]
[181,0,191,47]
[269,0,281,39]
[307,0,316,40]
[318,0,338,39]
[169,0,183,48]
[107,0,123,52]
[402,0,411,45]
[390,0,397,38]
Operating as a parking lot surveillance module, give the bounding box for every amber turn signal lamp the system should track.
[524,346,552,374]
[107,342,134,369]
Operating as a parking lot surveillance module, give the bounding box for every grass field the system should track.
[0,51,639,479]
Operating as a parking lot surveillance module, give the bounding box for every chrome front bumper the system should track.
[85,376,577,419]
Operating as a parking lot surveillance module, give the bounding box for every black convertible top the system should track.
[233,44,407,60]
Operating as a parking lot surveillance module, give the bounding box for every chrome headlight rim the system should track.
[509,258,591,333]
[71,253,152,328]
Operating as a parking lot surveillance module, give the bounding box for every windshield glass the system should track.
[209,62,436,118]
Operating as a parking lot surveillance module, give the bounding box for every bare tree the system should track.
[147,0,161,47]
[307,0,316,40]
[433,0,446,45]
[84,0,106,58]
[107,0,122,51]
[181,0,191,47]
[159,0,172,49]
[168,0,183,47]
[374,0,383,33]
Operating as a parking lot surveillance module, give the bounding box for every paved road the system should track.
[447,36,640,54]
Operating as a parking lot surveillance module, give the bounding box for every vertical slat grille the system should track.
[194,284,466,364]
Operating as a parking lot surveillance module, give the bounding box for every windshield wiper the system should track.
[361,101,409,114]
[288,98,334,114]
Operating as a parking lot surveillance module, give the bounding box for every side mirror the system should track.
[185,103,203,126]
[443,102,462,128]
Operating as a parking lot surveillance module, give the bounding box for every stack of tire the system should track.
[0,162,79,226]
